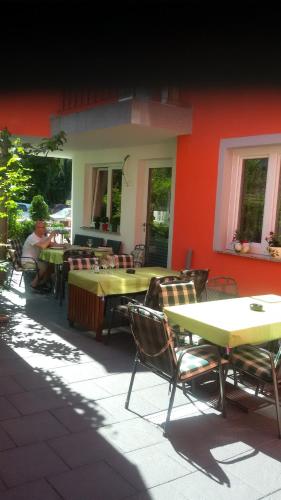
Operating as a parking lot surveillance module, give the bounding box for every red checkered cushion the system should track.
[114,254,134,268]
[68,257,99,270]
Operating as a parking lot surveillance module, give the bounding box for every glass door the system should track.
[145,167,172,266]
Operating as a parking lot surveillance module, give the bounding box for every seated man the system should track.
[21,220,58,289]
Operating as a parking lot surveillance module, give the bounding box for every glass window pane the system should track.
[275,167,281,236]
[111,169,122,227]
[93,170,108,218]
[239,158,268,242]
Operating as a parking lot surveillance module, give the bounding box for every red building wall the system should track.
[172,89,281,296]
[0,92,61,136]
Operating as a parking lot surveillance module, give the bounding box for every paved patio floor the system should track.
[0,273,280,499]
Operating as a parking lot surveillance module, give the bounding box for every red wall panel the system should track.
[172,89,281,296]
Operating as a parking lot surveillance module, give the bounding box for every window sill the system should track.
[80,226,121,236]
[216,249,281,263]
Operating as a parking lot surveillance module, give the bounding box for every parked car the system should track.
[51,203,70,214]
[16,202,32,221]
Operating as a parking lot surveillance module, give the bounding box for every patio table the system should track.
[164,294,281,410]
[164,294,281,348]
[68,266,179,341]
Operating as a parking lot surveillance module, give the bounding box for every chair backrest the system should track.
[158,281,197,309]
[8,239,23,267]
[113,254,134,268]
[144,275,181,310]
[179,269,209,301]
[68,257,99,270]
[73,234,105,247]
[105,239,122,255]
[128,303,177,377]
[206,276,239,300]
[131,244,146,267]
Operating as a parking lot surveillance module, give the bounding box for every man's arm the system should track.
[35,231,58,250]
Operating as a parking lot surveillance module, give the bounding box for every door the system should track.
[145,167,172,266]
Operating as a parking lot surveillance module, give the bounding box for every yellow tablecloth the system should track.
[40,248,64,264]
[68,267,179,297]
[164,294,281,348]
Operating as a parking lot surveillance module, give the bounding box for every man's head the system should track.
[35,220,46,237]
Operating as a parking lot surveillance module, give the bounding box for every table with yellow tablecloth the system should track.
[68,267,179,341]
[164,294,281,348]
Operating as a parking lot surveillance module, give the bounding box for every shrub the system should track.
[30,195,49,221]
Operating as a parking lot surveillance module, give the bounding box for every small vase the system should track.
[268,246,281,258]
[241,242,250,253]
[234,242,242,253]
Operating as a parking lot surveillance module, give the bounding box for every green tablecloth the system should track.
[164,294,281,348]
[40,248,64,265]
[68,267,179,297]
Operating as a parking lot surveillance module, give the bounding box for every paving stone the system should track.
[48,428,118,467]
[0,376,25,396]
[95,371,166,396]
[48,460,137,500]
[0,397,20,421]
[0,478,61,499]
[1,411,69,445]
[67,378,112,401]
[12,370,51,391]
[96,392,160,423]
[7,388,69,415]
[51,404,116,432]
[0,442,68,487]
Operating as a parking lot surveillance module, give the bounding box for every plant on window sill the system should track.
[232,229,252,254]
[265,231,281,258]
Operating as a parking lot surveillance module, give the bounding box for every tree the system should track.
[0,128,66,242]
[30,195,49,221]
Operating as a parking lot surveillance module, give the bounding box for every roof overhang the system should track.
[50,98,192,153]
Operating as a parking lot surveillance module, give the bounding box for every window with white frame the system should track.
[214,138,281,255]
[92,165,122,227]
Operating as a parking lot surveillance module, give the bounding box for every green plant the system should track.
[101,216,109,223]
[8,217,34,241]
[29,195,49,221]
[233,228,253,243]
[265,231,281,247]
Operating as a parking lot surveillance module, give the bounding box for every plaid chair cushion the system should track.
[68,257,99,270]
[230,345,279,382]
[176,345,219,378]
[159,281,197,308]
[114,254,134,268]
[131,248,145,267]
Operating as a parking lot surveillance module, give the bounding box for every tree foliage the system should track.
[0,128,67,242]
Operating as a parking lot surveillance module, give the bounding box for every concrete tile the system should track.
[67,378,112,400]
[48,460,137,500]
[98,417,164,453]
[97,392,161,423]
[0,396,20,420]
[48,428,117,467]
[1,411,69,445]
[95,371,166,396]
[0,479,61,499]
[51,404,116,432]
[0,376,25,396]
[12,370,51,390]
[0,358,33,377]
[0,442,68,487]
[49,361,113,384]
[0,425,15,451]
[8,387,69,415]
[107,443,193,490]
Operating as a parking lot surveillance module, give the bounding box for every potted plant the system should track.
[101,216,109,232]
[93,216,101,230]
[110,215,120,233]
[232,229,252,253]
[265,231,281,258]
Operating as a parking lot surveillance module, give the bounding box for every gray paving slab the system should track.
[0,479,62,499]
[1,411,69,446]
[48,460,137,500]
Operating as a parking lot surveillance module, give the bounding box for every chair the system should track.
[105,239,121,255]
[179,269,209,302]
[126,303,227,435]
[7,238,39,287]
[230,343,281,438]
[59,248,97,305]
[131,244,146,267]
[106,274,181,341]
[206,276,239,301]
[73,234,104,247]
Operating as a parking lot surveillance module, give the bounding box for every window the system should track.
[92,166,122,227]
[214,136,281,255]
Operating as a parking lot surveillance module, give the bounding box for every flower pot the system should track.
[268,246,281,258]
[240,242,250,253]
[102,223,109,231]
[234,242,242,253]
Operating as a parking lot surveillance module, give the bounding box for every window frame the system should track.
[91,163,122,222]
[214,135,281,255]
